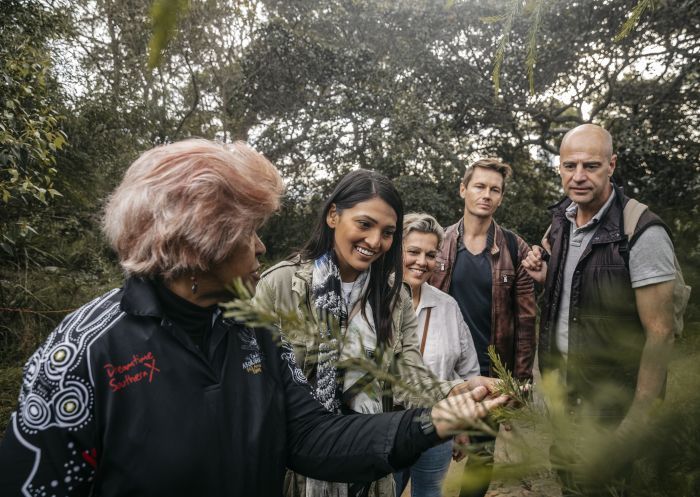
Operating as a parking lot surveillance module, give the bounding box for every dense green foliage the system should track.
[0,1,67,246]
[1,0,698,373]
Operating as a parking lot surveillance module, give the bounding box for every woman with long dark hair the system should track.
[256,170,496,497]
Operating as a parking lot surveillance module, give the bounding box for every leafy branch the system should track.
[486,345,533,424]
[1,41,66,207]
[486,0,523,98]
[614,0,665,43]
[488,345,530,405]
[221,278,445,408]
[487,0,662,96]
[221,277,502,440]
[525,0,546,95]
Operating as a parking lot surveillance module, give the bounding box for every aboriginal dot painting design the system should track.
[12,289,124,496]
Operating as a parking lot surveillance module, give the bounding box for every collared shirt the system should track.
[449,221,494,375]
[555,188,616,354]
[415,283,480,381]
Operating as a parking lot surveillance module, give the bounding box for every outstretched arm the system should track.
[279,337,505,482]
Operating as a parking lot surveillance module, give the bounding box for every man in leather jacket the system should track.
[431,158,536,497]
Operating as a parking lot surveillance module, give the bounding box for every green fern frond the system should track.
[525,0,546,95]
[490,0,523,98]
[614,0,664,42]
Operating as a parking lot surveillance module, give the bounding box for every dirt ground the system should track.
[448,424,560,497]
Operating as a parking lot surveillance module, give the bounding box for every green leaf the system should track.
[480,15,506,23]
[53,134,65,149]
[148,0,190,68]
[615,0,662,42]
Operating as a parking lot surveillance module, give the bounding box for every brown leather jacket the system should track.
[430,220,536,380]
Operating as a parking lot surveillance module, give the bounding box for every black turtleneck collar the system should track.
[152,279,218,328]
[121,277,219,354]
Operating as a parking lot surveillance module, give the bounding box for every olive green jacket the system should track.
[254,258,460,497]
[254,257,460,409]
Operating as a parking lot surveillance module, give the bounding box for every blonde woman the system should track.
[395,213,481,497]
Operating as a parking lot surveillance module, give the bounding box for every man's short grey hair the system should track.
[403,212,445,249]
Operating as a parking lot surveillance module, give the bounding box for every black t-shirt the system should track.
[449,222,494,376]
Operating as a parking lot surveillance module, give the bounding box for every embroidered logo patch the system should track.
[239,329,263,375]
[104,352,160,392]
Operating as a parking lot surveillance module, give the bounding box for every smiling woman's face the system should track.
[326,196,397,282]
[402,231,439,291]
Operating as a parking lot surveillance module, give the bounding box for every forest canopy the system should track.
[1,0,698,396]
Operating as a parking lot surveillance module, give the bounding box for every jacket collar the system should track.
[290,255,313,296]
[120,277,163,318]
[564,186,616,230]
[549,181,627,244]
[415,282,440,312]
[456,218,501,255]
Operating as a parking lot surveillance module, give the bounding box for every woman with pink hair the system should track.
[0,139,505,497]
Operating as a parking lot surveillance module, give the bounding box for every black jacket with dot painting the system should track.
[0,277,436,497]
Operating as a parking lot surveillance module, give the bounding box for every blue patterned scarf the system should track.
[307,251,375,497]
[310,251,370,413]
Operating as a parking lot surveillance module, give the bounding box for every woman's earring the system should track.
[190,275,198,294]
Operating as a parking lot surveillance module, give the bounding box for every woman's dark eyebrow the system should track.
[352,214,396,230]
[353,214,378,224]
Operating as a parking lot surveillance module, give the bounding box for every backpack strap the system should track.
[501,227,520,269]
[419,308,432,356]
[619,198,648,268]
[622,199,691,337]
[623,198,649,239]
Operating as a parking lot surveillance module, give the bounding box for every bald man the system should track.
[523,124,676,495]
